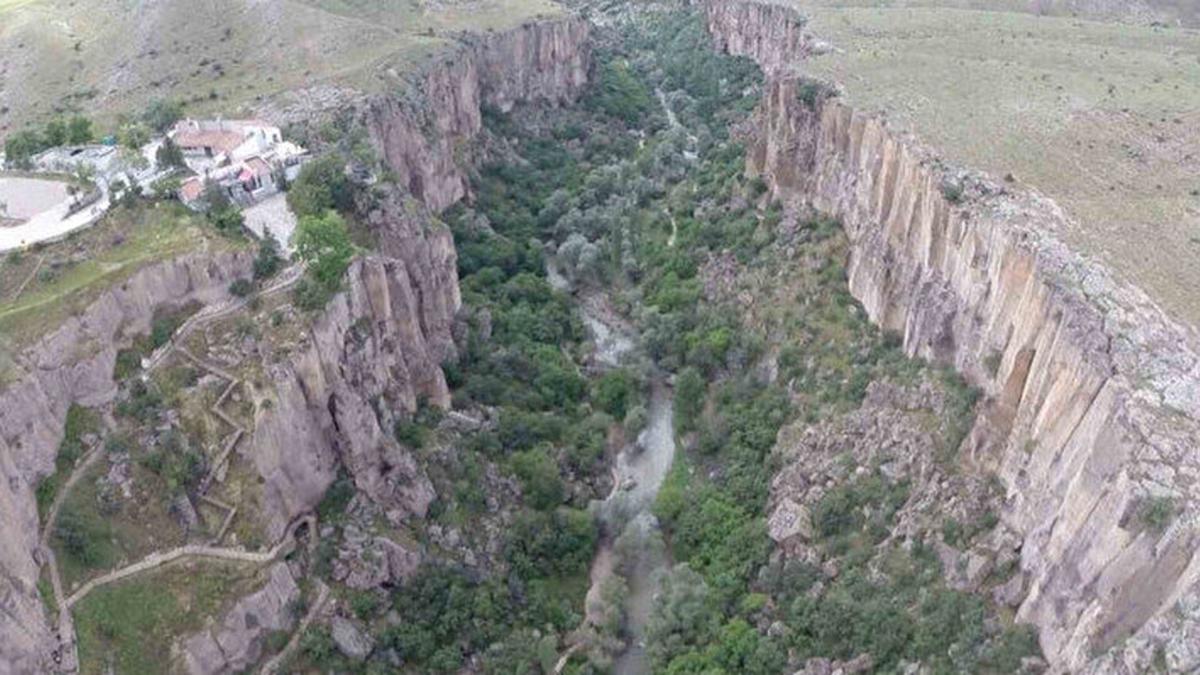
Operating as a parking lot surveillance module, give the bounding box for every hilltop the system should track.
[779,0,1200,326]
[0,0,561,134]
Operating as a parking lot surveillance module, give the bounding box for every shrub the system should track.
[54,502,114,569]
[941,180,965,204]
[293,211,354,289]
[228,278,253,298]
[593,368,639,419]
[1140,496,1175,533]
[510,447,564,510]
[253,232,284,280]
[674,367,705,435]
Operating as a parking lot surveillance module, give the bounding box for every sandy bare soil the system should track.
[0,175,71,222]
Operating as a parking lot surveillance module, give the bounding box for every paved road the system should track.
[0,185,110,253]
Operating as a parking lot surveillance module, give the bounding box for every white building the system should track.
[170,119,306,209]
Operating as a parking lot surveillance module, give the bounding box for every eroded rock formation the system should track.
[0,15,593,672]
[181,562,301,674]
[365,17,591,212]
[0,251,254,672]
[251,253,447,538]
[703,0,1200,670]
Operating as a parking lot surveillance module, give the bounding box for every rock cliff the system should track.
[364,17,591,212]
[0,14,593,670]
[180,562,301,674]
[251,252,447,539]
[249,12,592,534]
[703,0,1200,670]
[0,251,254,672]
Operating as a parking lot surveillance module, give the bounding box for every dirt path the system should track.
[8,254,45,301]
[63,515,313,610]
[40,268,304,670]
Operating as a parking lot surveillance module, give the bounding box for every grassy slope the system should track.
[785,0,1200,325]
[0,203,245,376]
[0,0,561,134]
[73,559,266,674]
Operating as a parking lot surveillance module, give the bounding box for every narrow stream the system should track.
[577,285,676,675]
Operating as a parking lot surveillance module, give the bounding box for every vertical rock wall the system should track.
[252,16,592,538]
[0,15,592,672]
[703,0,1200,670]
[365,17,591,213]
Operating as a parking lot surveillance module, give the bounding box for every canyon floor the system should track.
[1,0,1199,673]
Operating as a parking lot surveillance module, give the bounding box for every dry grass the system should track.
[785,0,1200,325]
[0,202,243,359]
[0,0,562,135]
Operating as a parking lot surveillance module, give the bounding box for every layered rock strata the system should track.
[702,0,1200,670]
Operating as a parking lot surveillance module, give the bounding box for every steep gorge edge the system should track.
[0,18,590,673]
[703,0,1200,670]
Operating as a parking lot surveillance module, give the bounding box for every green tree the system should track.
[44,119,68,147]
[294,210,354,288]
[143,99,183,133]
[119,123,151,150]
[209,206,244,234]
[674,367,705,435]
[510,447,564,510]
[66,115,93,144]
[287,155,354,218]
[593,369,638,419]
[253,230,284,280]
[155,137,185,168]
[3,130,46,168]
[646,565,720,670]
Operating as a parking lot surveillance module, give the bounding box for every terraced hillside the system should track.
[0,0,561,133]
[778,0,1200,326]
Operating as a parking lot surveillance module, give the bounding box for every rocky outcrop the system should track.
[252,17,590,538]
[704,0,1200,670]
[252,253,447,539]
[0,251,253,673]
[180,562,301,674]
[365,17,591,212]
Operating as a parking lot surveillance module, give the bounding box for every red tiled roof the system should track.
[180,178,204,202]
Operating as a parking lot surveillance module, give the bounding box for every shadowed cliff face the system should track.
[365,17,592,212]
[702,0,1200,669]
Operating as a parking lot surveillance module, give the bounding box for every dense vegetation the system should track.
[418,8,1041,674]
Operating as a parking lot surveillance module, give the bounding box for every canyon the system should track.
[0,16,591,673]
[702,0,1200,670]
[0,0,1197,671]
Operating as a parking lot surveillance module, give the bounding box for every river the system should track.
[572,283,677,675]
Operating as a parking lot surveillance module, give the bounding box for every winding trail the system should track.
[144,263,303,373]
[40,266,304,671]
[8,254,46,301]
